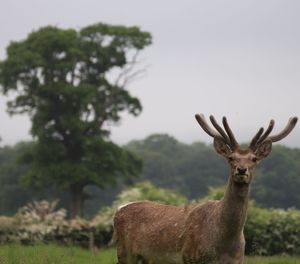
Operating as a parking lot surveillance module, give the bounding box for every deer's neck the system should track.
[219,175,250,239]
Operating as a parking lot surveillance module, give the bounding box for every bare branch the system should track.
[114,50,149,88]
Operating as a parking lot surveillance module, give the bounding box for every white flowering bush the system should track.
[17,200,66,224]
[0,200,111,247]
[12,200,67,244]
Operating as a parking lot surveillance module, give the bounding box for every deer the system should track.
[113,114,298,264]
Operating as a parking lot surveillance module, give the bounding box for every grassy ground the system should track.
[0,244,299,263]
[0,244,116,264]
[244,256,300,264]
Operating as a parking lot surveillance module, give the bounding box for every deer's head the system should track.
[195,114,298,186]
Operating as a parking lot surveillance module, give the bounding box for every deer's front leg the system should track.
[182,251,218,264]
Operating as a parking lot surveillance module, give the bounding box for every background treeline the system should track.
[126,134,300,209]
[1,133,300,217]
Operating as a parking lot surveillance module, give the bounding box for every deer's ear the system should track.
[213,137,231,158]
[256,139,272,160]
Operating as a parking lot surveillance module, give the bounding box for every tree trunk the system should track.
[70,184,84,219]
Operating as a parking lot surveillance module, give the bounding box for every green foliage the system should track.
[94,181,188,229]
[252,145,300,208]
[244,256,300,264]
[20,139,142,190]
[2,134,300,216]
[0,245,300,264]
[0,142,58,215]
[200,185,226,201]
[1,186,300,256]
[0,22,151,217]
[0,183,187,249]
[0,142,78,216]
[0,143,30,215]
[126,135,300,209]
[0,200,112,248]
[126,134,228,198]
[245,206,300,256]
[198,186,300,256]
[0,244,110,264]
[114,181,188,206]
[126,134,187,190]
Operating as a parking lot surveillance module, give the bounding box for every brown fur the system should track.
[113,115,297,264]
[113,144,262,264]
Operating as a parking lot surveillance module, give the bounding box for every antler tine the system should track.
[257,119,275,145]
[195,114,219,138]
[268,117,298,142]
[249,127,264,150]
[209,115,231,145]
[222,116,239,149]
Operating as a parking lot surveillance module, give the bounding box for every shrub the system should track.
[0,200,110,248]
[203,186,300,256]
[2,185,300,256]
[245,206,300,255]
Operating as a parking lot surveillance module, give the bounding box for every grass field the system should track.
[0,244,113,264]
[244,256,300,264]
[0,244,299,263]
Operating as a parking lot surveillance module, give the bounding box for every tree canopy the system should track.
[0,23,151,218]
[0,135,300,216]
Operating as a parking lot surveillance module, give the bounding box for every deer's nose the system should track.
[237,167,247,175]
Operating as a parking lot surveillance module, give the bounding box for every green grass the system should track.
[0,244,117,264]
[244,257,300,264]
[244,256,300,264]
[0,244,299,263]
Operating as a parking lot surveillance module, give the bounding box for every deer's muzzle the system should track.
[234,173,250,184]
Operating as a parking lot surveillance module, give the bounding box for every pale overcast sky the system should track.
[0,0,300,146]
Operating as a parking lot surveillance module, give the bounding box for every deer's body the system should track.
[114,201,188,263]
[114,180,248,264]
[114,114,297,264]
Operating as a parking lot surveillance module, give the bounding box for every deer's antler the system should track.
[195,114,239,151]
[249,117,298,151]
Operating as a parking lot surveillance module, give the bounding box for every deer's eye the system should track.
[228,157,234,162]
[252,157,258,162]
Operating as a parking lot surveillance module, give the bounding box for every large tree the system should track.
[0,23,151,218]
